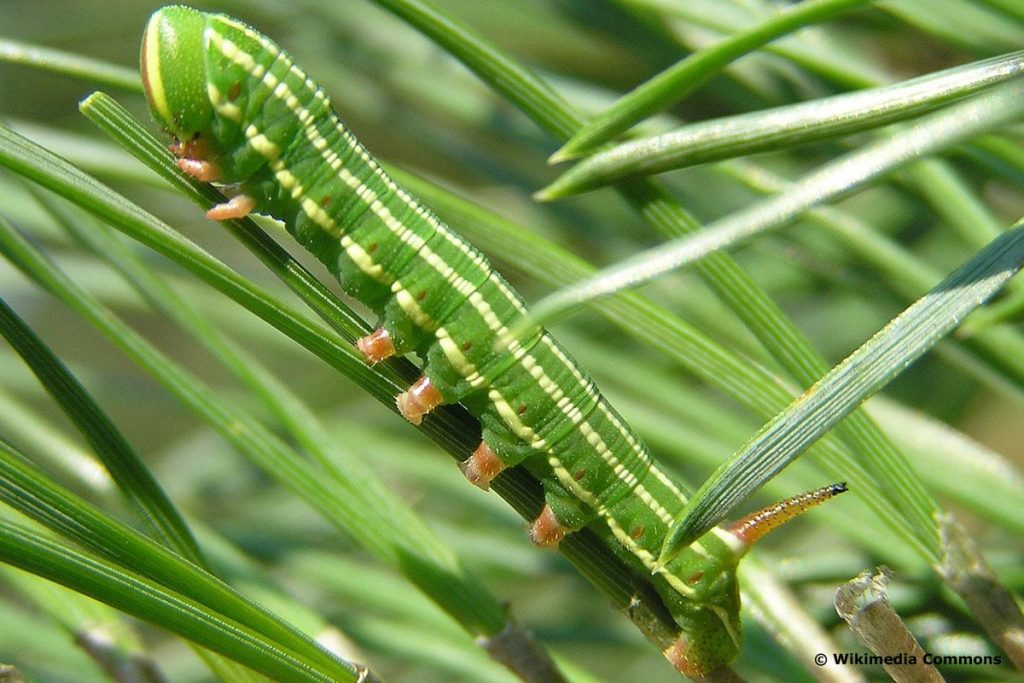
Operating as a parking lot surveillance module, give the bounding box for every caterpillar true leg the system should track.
[206,194,257,221]
[176,157,220,182]
[167,135,255,220]
[170,135,221,181]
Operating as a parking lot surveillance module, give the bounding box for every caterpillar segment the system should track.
[143,6,847,677]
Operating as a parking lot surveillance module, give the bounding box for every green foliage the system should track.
[0,1,1021,682]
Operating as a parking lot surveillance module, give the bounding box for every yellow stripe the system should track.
[143,13,172,126]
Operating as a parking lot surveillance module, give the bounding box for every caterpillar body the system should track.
[142,6,845,676]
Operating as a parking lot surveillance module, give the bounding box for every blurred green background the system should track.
[1,1,1022,681]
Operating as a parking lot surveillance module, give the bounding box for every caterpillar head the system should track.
[141,5,214,140]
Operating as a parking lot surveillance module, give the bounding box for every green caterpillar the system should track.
[142,6,844,676]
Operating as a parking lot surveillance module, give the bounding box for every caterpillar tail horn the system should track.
[727,482,847,552]
[656,483,848,571]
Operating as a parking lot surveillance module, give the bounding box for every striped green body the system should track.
[142,6,744,675]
